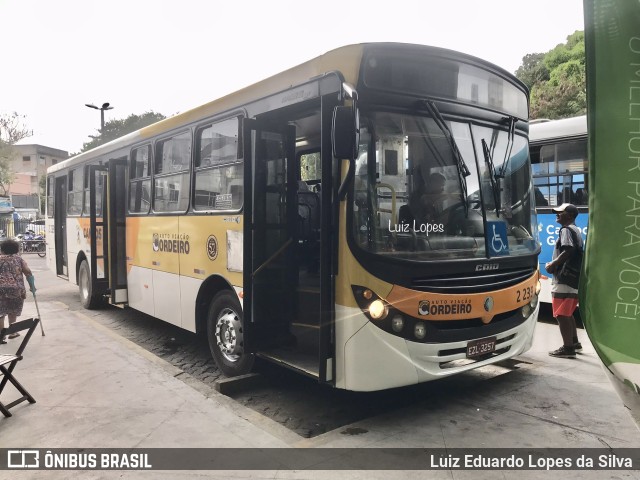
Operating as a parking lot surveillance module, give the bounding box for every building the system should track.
[8,144,68,195]
[5,144,69,218]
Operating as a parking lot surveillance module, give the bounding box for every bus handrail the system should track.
[251,237,294,279]
[376,182,397,225]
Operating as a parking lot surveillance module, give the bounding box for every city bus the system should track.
[45,43,540,391]
[529,115,587,304]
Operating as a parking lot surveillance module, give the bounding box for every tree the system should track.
[516,31,586,120]
[0,112,32,195]
[39,174,46,216]
[531,59,586,119]
[81,111,166,153]
[515,53,549,91]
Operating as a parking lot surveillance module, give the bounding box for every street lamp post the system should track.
[85,102,114,132]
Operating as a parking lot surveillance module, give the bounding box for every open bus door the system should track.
[242,119,299,360]
[86,164,109,305]
[54,175,68,277]
[106,158,128,304]
[85,159,127,307]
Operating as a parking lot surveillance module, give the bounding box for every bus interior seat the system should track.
[298,180,310,192]
[559,187,576,205]
[298,192,320,239]
[398,204,413,225]
[575,188,588,205]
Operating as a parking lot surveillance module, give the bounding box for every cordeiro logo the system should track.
[418,300,431,316]
[207,235,218,261]
[152,233,190,254]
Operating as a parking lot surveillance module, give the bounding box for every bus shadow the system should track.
[83,299,538,439]
[229,356,532,438]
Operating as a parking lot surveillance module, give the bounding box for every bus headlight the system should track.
[391,315,404,332]
[414,323,427,340]
[351,285,390,321]
[369,299,388,320]
[521,303,533,318]
[535,280,541,295]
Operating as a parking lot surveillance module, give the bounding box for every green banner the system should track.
[583,0,640,425]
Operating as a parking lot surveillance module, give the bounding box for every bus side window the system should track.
[154,131,191,212]
[67,167,83,216]
[194,117,241,211]
[130,145,151,214]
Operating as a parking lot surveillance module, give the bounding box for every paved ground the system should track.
[0,255,638,479]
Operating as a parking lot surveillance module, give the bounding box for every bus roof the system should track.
[49,42,524,175]
[529,115,587,143]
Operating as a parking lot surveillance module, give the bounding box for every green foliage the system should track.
[81,111,166,152]
[0,158,15,196]
[515,30,586,120]
[300,152,322,181]
[39,175,46,215]
[515,53,549,90]
[0,112,31,195]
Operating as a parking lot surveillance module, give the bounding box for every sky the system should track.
[1,0,585,154]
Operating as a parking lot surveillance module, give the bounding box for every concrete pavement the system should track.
[0,263,638,479]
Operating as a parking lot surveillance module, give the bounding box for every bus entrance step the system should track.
[213,373,266,396]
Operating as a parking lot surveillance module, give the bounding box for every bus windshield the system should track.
[351,111,538,260]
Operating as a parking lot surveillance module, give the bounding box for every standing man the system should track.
[545,203,584,358]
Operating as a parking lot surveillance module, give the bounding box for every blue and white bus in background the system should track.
[529,115,588,304]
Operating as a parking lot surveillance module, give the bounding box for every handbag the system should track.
[556,227,583,289]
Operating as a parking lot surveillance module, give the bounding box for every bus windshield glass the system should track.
[362,51,528,119]
[351,111,538,260]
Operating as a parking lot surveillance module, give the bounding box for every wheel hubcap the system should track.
[80,268,89,299]
[215,308,243,362]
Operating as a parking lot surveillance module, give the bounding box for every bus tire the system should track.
[78,260,102,309]
[207,290,254,377]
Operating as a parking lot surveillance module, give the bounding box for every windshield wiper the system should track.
[422,100,470,214]
[496,116,516,178]
[481,138,501,216]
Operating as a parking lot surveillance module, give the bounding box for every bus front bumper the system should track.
[335,304,539,392]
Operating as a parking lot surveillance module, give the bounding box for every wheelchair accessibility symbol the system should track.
[487,221,509,256]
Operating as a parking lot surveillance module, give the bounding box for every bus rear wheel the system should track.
[207,290,254,376]
[78,260,102,309]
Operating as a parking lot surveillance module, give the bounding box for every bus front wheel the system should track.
[207,290,254,377]
[78,260,102,309]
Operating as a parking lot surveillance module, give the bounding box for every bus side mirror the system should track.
[332,106,359,159]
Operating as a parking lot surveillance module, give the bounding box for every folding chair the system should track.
[0,318,39,417]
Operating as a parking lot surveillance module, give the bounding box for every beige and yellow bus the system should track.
[46,43,541,391]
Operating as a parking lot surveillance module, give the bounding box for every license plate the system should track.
[466,336,497,358]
